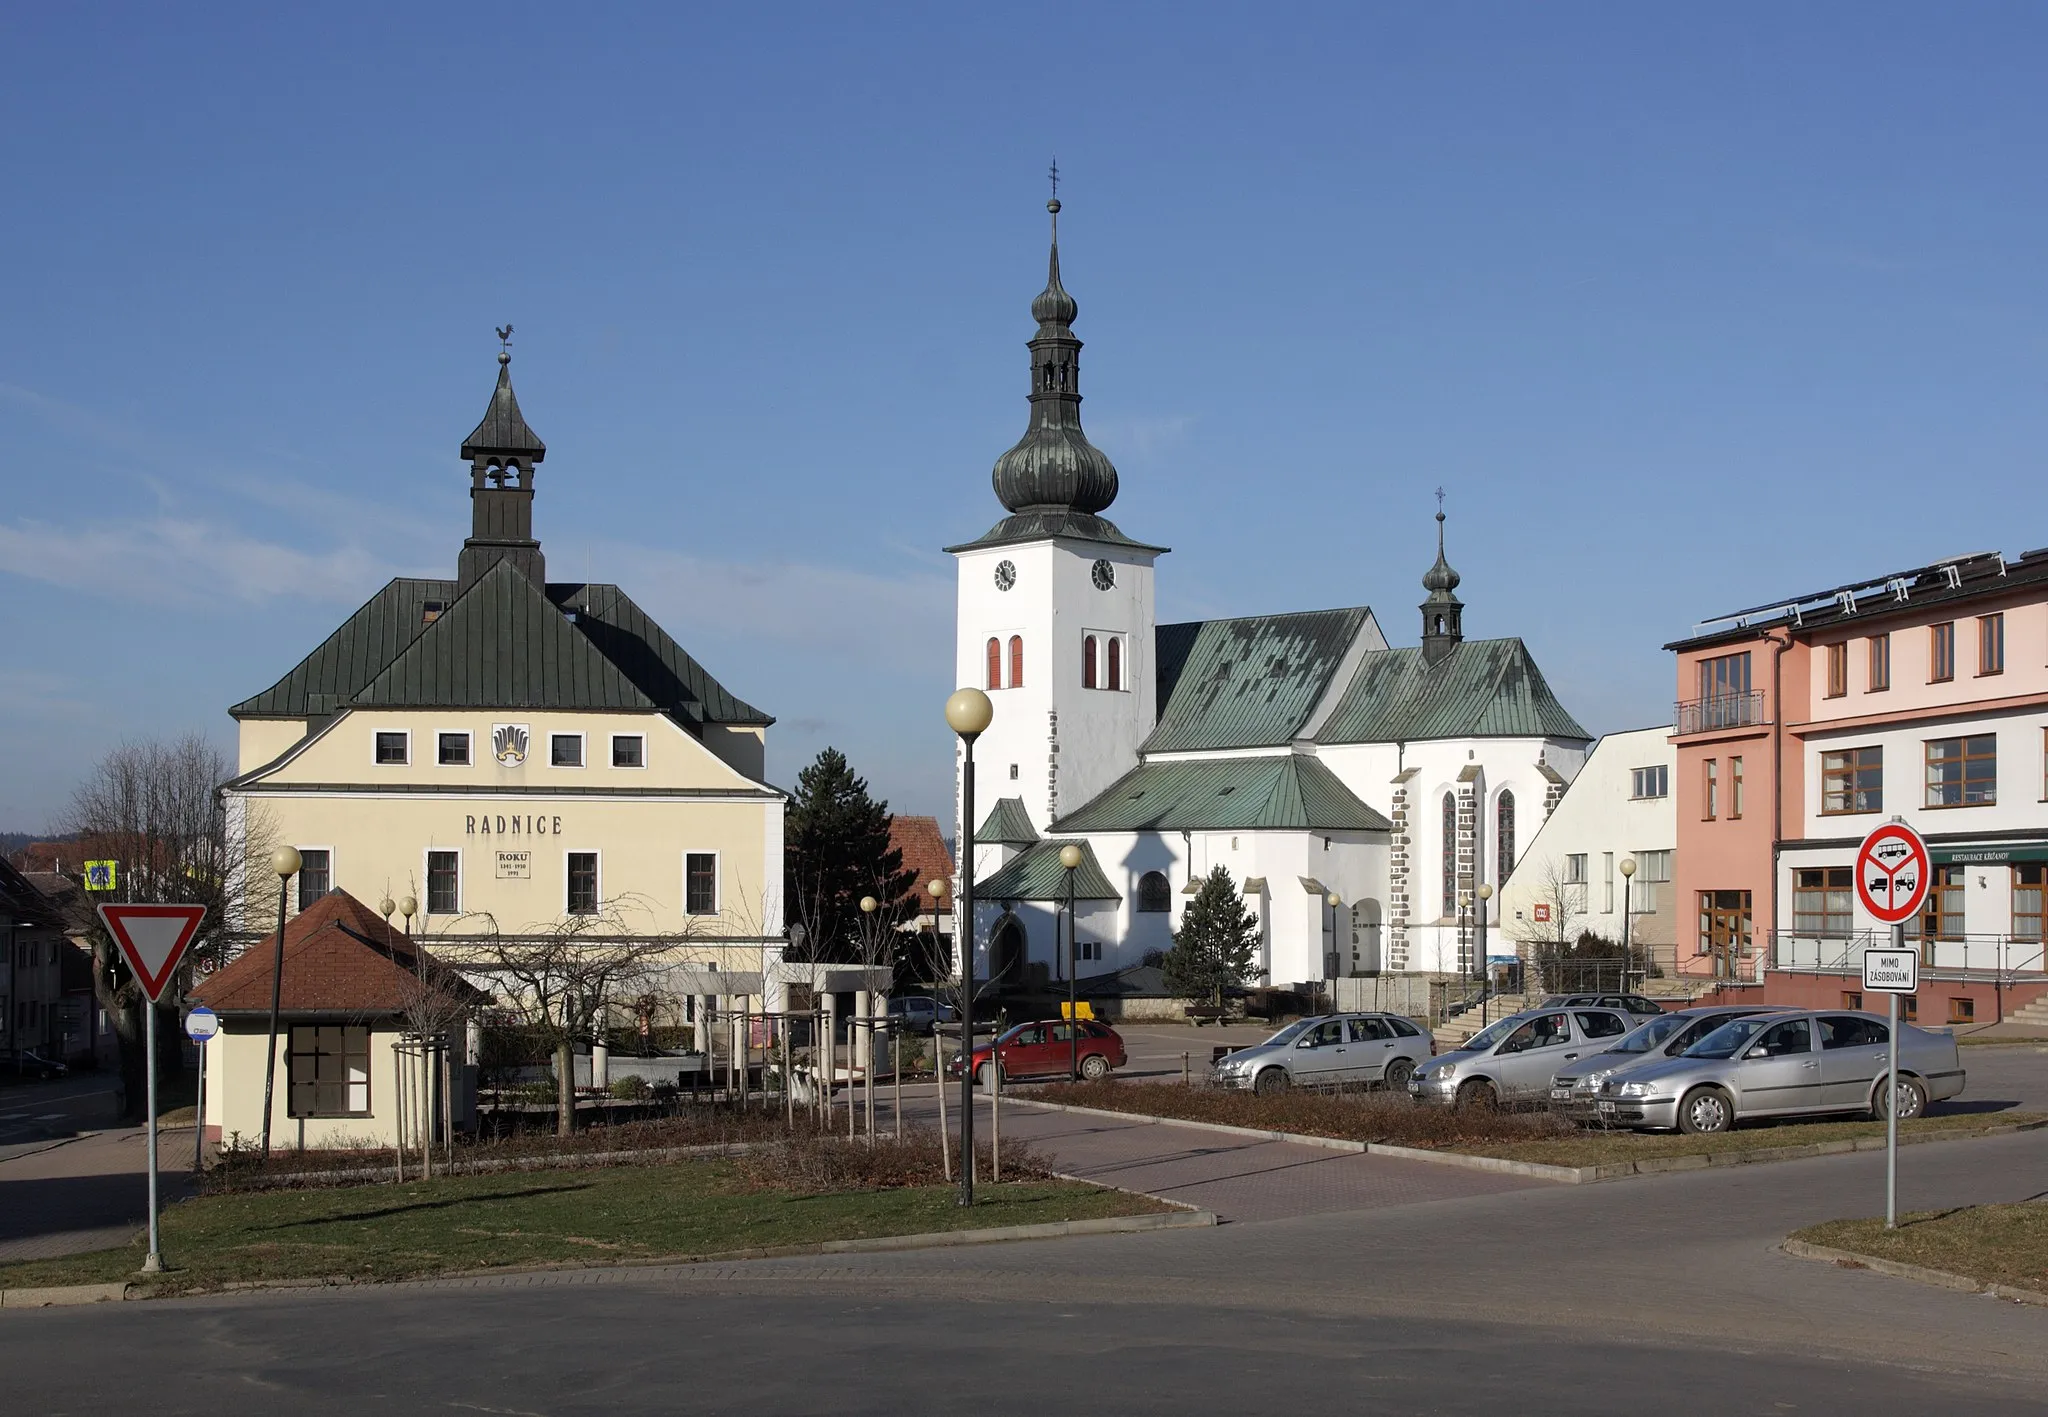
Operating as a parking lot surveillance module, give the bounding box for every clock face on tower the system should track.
[1091,558,1115,590]
[993,560,1016,592]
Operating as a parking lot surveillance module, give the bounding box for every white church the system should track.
[952,198,1593,996]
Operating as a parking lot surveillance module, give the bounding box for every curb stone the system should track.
[1781,1238,2048,1307]
[0,1209,1214,1308]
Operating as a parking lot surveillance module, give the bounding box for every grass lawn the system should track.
[1792,1203,2048,1294]
[0,1160,1162,1297]
[1452,1112,2047,1168]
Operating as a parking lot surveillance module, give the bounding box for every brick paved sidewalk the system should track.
[0,1125,198,1264]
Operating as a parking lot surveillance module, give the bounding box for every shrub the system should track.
[609,1075,652,1100]
[1031,1081,1572,1149]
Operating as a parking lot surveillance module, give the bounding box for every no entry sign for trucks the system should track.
[1855,822,1931,926]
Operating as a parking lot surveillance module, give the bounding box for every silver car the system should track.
[1599,1009,1966,1134]
[1410,1005,1637,1109]
[1548,1005,1787,1121]
[1211,1013,1433,1094]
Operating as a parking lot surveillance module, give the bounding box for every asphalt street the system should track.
[3,1047,2045,1414]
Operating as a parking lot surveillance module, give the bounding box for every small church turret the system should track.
[457,327,548,592]
[1420,504,1464,664]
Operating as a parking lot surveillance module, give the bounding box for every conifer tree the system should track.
[1161,864,1263,1007]
[784,748,916,961]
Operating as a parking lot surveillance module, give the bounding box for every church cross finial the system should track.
[1049,158,1059,201]
[1434,485,1445,518]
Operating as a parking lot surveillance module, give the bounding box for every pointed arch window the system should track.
[1441,792,1458,917]
[986,638,1002,690]
[1496,790,1516,885]
[1009,636,1025,688]
[1083,635,1098,689]
[1107,635,1122,691]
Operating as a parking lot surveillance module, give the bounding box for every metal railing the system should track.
[1674,690,1767,735]
[1770,930,2046,980]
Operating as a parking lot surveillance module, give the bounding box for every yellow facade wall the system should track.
[202,1022,415,1152]
[238,718,307,773]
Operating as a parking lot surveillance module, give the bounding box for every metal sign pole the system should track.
[142,1002,162,1274]
[1887,922,1902,1229]
[193,1036,205,1174]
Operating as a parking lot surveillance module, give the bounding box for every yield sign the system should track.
[97,904,207,1003]
[1855,822,1932,926]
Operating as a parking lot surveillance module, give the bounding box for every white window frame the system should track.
[566,849,603,916]
[611,733,647,770]
[550,732,587,770]
[1083,630,1127,692]
[373,729,411,767]
[1636,849,1673,884]
[1603,852,1615,913]
[683,849,720,917]
[436,729,474,767]
[1630,765,1668,800]
[294,845,335,913]
[424,848,462,916]
[1564,853,1588,885]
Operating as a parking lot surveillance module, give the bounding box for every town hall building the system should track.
[953,199,1593,995]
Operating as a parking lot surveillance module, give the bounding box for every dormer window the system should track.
[421,600,446,626]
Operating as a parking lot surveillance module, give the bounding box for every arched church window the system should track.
[1083,635,1098,689]
[986,638,1002,690]
[1496,791,1517,885]
[1009,636,1025,688]
[1107,636,1122,691]
[1136,871,1171,913]
[1441,792,1457,917]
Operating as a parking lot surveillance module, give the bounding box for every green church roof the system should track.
[1054,755,1390,835]
[1314,638,1590,745]
[974,839,1121,903]
[1144,608,1372,754]
[976,797,1040,846]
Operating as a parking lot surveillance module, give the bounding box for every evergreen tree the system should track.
[1161,865,1263,1007]
[784,748,917,962]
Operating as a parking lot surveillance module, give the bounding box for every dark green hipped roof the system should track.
[945,509,1166,555]
[976,797,1040,846]
[1144,608,1370,753]
[1315,638,1590,744]
[975,839,1121,903]
[232,576,770,727]
[1054,756,1390,834]
[352,561,655,711]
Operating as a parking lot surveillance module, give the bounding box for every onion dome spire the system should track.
[989,186,1119,518]
[1420,496,1465,664]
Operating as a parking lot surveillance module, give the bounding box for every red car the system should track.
[950,1019,1126,1085]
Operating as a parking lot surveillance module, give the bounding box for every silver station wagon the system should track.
[1548,1005,1787,1122]
[1410,1005,1637,1109]
[1596,1010,1966,1133]
[1211,1013,1434,1094]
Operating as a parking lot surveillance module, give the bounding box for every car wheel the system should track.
[1383,1057,1415,1090]
[1871,1075,1927,1122]
[1079,1053,1109,1081]
[1253,1067,1289,1096]
[975,1063,991,1089]
[1456,1079,1498,1112]
[1677,1087,1733,1135]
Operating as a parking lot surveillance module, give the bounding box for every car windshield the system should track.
[1683,1015,1776,1060]
[1455,1016,1521,1052]
[1608,1014,1690,1055]
[1261,1021,1314,1048]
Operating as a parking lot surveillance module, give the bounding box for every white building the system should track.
[1494,726,1679,977]
[950,200,1593,996]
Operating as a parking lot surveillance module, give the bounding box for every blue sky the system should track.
[4,4,2047,830]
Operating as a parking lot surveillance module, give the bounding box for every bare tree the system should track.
[390,931,486,1176]
[449,895,687,1136]
[1506,857,1589,995]
[61,733,273,1121]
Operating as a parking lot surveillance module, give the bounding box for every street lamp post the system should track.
[259,846,302,1161]
[1476,883,1494,1024]
[1618,857,1637,995]
[928,878,949,992]
[1325,892,1342,1014]
[1059,845,1082,1080]
[944,687,994,1206]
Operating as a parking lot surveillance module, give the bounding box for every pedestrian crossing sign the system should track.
[84,860,118,892]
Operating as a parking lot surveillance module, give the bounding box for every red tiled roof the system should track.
[889,815,954,915]
[191,889,486,1017]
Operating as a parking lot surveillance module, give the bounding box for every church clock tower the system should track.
[947,195,1166,841]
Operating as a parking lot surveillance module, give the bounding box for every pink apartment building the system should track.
[1669,547,2048,1024]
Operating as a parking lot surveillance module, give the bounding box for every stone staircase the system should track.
[2008,993,2048,1029]
[1431,995,1533,1049]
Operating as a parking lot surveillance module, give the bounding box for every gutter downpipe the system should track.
[1767,627,1791,991]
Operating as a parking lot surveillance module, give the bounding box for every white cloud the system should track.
[0,515,395,606]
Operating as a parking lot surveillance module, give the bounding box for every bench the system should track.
[1184,1005,1231,1026]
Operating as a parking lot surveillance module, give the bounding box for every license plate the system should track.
[1598,1100,1616,1113]
[1407,1078,1421,1093]
[1550,1087,1572,1100]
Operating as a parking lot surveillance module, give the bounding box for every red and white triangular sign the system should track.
[98,904,208,1003]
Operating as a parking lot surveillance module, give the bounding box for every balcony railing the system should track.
[1770,930,2046,979]
[1675,690,1767,735]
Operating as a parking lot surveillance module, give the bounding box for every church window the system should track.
[1136,871,1171,913]
[1496,791,1516,884]
[1107,636,1123,691]
[1010,636,1025,688]
[1441,793,1457,917]
[1083,635,1098,689]
[986,638,1002,690]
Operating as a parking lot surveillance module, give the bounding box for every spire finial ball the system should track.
[1047,197,1061,215]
